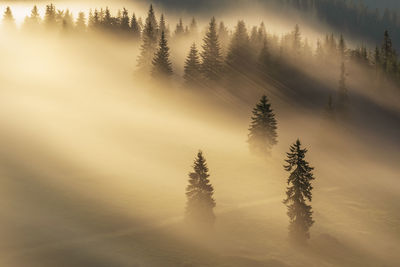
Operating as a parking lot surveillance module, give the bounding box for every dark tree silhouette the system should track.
[130,13,141,39]
[151,31,173,78]
[201,17,223,81]
[324,94,336,122]
[283,139,315,243]
[44,4,56,29]
[226,20,252,75]
[120,8,130,31]
[185,151,216,227]
[337,62,348,112]
[184,43,202,87]
[248,95,278,155]
[3,6,16,30]
[137,5,159,74]
[174,18,184,37]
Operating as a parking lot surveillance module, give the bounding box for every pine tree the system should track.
[283,139,315,243]
[75,12,86,32]
[292,24,301,56]
[22,5,41,31]
[257,38,270,77]
[381,30,394,73]
[151,31,173,78]
[226,20,252,75]
[218,21,230,56]
[248,95,278,155]
[62,9,74,32]
[130,13,141,39]
[137,5,159,74]
[174,18,184,37]
[189,17,198,38]
[201,17,223,81]
[185,151,216,227]
[120,8,130,31]
[184,43,202,87]
[102,7,112,30]
[3,6,16,30]
[159,14,168,38]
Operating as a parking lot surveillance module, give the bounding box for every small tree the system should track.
[184,43,202,87]
[130,13,141,39]
[248,95,278,155]
[283,139,315,243]
[120,8,130,31]
[2,6,16,30]
[151,31,173,78]
[75,12,86,32]
[185,151,216,227]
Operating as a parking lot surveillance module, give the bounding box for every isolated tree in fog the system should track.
[184,43,202,86]
[152,31,173,78]
[137,5,159,74]
[283,139,315,243]
[201,17,223,81]
[185,151,216,227]
[248,95,278,155]
[2,6,16,30]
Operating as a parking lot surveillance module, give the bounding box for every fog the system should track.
[1,1,400,267]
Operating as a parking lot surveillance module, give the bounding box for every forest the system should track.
[0,1,399,267]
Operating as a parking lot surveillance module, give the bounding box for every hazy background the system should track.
[0,1,400,267]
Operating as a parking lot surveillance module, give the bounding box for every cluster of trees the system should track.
[187,95,315,243]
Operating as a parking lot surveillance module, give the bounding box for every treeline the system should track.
[271,0,400,49]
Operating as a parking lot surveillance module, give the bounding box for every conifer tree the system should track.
[102,7,112,29]
[283,139,315,243]
[174,18,184,37]
[184,43,202,86]
[75,12,86,32]
[130,13,141,39]
[137,5,159,74]
[3,6,16,30]
[62,9,74,32]
[218,21,230,56]
[201,17,223,81]
[226,20,252,75]
[248,95,278,155]
[151,31,173,78]
[22,5,41,31]
[159,14,168,38]
[189,17,198,37]
[292,24,301,56]
[381,30,394,73]
[257,38,271,77]
[185,151,216,227]
[120,8,130,31]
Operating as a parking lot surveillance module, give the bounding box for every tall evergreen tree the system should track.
[338,34,346,60]
[201,17,223,81]
[226,20,252,75]
[184,43,202,87]
[3,6,16,30]
[257,38,271,78]
[381,30,394,73]
[159,14,168,38]
[218,21,230,56]
[22,5,41,31]
[151,31,173,78]
[248,95,278,155]
[137,5,159,74]
[283,139,315,243]
[130,13,141,39]
[189,17,198,38]
[185,151,216,227]
[120,8,130,31]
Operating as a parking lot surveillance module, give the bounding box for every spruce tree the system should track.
[283,139,315,243]
[201,17,223,81]
[75,12,86,32]
[3,6,16,30]
[151,31,173,78]
[381,30,394,73]
[257,38,270,78]
[226,20,252,75]
[130,13,141,39]
[159,14,168,38]
[184,43,202,86]
[189,17,198,38]
[174,18,184,37]
[120,8,130,31]
[137,5,159,74]
[185,151,216,227]
[248,95,278,155]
